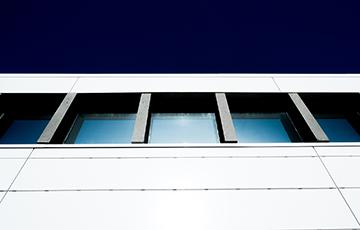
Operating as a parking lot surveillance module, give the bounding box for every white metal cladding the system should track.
[0,77,77,93]
[0,148,33,158]
[71,77,279,93]
[11,156,334,190]
[321,156,360,188]
[0,159,28,190]
[315,146,360,156]
[0,146,359,228]
[0,149,32,190]
[0,74,359,92]
[0,190,358,229]
[274,77,360,92]
[342,189,360,223]
[29,146,318,158]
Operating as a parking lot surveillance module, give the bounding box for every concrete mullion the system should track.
[132,93,151,143]
[37,93,77,144]
[215,93,237,143]
[289,93,329,142]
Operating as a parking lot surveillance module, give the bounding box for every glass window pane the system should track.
[69,114,136,144]
[0,119,49,144]
[317,117,360,142]
[232,114,292,143]
[149,113,219,143]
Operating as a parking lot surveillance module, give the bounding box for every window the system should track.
[0,119,49,144]
[300,93,360,142]
[57,94,140,144]
[149,113,219,143]
[66,114,136,144]
[316,115,360,142]
[232,113,297,143]
[148,93,220,143]
[0,94,63,144]
[1,93,358,144]
[226,94,303,142]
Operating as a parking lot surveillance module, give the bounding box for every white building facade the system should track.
[0,74,359,229]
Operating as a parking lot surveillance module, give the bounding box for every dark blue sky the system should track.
[0,0,359,73]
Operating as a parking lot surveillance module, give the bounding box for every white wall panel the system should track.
[0,78,77,93]
[71,77,279,93]
[0,190,357,229]
[321,157,360,187]
[0,148,32,158]
[12,157,333,190]
[315,146,360,157]
[0,192,4,202]
[0,149,31,190]
[30,147,316,158]
[0,75,359,93]
[341,189,360,222]
[274,77,360,92]
[0,159,28,190]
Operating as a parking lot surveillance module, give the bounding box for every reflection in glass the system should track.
[232,113,294,143]
[67,114,136,144]
[149,113,219,143]
[317,116,360,142]
[0,119,49,144]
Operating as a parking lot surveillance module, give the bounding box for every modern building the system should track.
[0,74,359,229]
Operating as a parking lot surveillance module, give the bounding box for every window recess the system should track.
[299,93,360,142]
[0,94,64,144]
[146,93,222,144]
[54,93,140,144]
[231,113,296,143]
[226,93,305,143]
[66,113,136,144]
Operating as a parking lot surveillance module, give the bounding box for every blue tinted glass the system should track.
[317,118,360,142]
[149,113,219,143]
[233,114,291,143]
[0,119,49,144]
[72,114,135,144]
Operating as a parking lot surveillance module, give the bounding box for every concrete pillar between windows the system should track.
[132,93,151,143]
[37,93,77,144]
[288,93,329,142]
[215,93,238,143]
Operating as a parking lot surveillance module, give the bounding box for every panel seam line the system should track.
[0,148,35,205]
[272,77,282,92]
[69,77,79,93]
[313,147,360,226]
